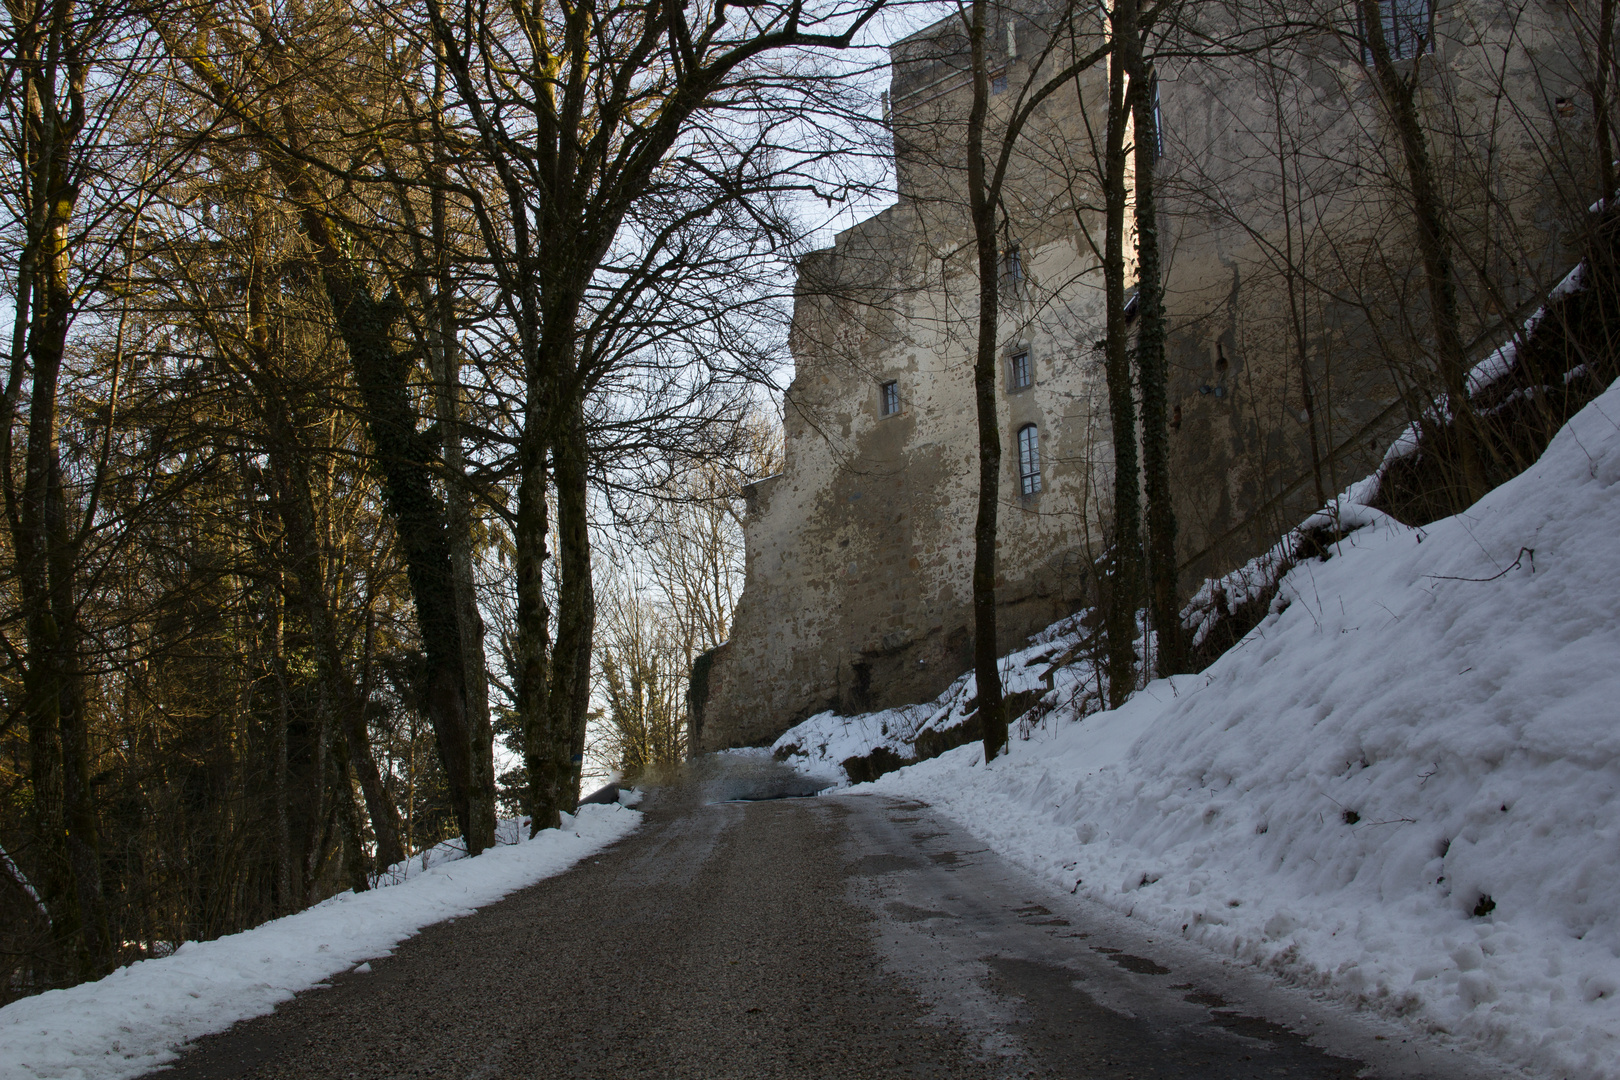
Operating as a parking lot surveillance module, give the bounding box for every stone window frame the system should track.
[1006,346,1033,392]
[879,379,901,417]
[1016,423,1042,495]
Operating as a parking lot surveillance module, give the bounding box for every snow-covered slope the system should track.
[830,378,1620,1079]
[0,804,641,1080]
[771,612,1092,782]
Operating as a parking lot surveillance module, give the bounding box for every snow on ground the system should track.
[773,615,1094,782]
[781,377,1620,1079]
[0,802,641,1080]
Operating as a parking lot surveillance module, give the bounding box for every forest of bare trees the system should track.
[0,0,880,998]
[2,0,1615,1009]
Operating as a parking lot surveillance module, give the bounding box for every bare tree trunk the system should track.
[1359,0,1486,507]
[1101,20,1142,707]
[426,154,496,851]
[53,532,103,975]
[516,428,553,832]
[547,407,594,812]
[303,689,330,905]
[1593,0,1617,200]
[1130,61,1185,677]
[268,582,294,915]
[332,738,370,894]
[9,14,110,977]
[567,568,596,809]
[965,0,1009,762]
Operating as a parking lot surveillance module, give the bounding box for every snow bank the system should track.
[772,623,1094,782]
[858,377,1620,1080]
[0,804,641,1080]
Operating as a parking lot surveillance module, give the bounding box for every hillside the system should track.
[774,376,1620,1079]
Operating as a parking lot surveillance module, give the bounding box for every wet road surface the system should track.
[149,756,1518,1079]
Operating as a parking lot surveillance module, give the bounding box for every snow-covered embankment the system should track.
[0,803,640,1080]
[785,378,1620,1079]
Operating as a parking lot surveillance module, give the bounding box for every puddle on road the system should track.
[849,853,923,876]
[985,956,1366,1079]
[1092,946,1171,975]
[884,900,960,922]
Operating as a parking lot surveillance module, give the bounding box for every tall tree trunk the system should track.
[1593,0,1617,201]
[427,160,496,851]
[244,233,406,872]
[1101,17,1142,708]
[303,688,330,905]
[10,19,109,977]
[268,580,294,915]
[161,41,495,855]
[316,262,490,854]
[1359,0,1486,507]
[332,738,370,894]
[1130,62,1185,677]
[516,426,553,833]
[547,407,594,812]
[566,567,596,810]
[965,0,1009,762]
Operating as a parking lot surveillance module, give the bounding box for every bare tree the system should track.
[153,4,500,853]
[421,0,886,828]
[948,0,1111,753]
[0,0,168,981]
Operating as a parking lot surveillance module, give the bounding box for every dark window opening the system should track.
[880,380,900,416]
[1017,424,1042,495]
[1359,0,1434,63]
[1009,350,1032,390]
[991,70,1008,94]
[849,661,873,711]
[1005,243,1023,284]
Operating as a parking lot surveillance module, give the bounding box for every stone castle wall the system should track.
[696,0,1590,751]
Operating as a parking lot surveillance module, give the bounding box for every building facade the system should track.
[695,0,1592,751]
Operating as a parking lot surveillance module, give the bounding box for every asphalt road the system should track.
[150,757,1516,1080]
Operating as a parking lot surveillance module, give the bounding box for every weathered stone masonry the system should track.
[696,0,1587,751]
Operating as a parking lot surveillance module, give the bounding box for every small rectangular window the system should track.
[1359,0,1433,63]
[880,380,900,417]
[1017,424,1041,495]
[1005,244,1023,284]
[1009,350,1032,390]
